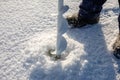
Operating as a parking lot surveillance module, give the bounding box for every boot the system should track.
[66,13,100,28]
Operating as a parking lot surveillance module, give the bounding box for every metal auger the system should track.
[48,0,69,60]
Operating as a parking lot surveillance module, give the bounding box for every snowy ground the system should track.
[0,0,120,80]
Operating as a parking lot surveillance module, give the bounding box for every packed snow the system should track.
[0,0,120,80]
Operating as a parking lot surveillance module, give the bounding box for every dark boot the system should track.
[66,13,100,28]
[113,34,120,59]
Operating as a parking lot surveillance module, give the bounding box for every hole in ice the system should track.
[46,48,68,61]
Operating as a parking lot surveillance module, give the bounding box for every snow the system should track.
[0,0,120,80]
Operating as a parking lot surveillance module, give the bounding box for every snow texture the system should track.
[0,0,120,80]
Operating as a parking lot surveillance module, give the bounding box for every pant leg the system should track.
[118,0,120,31]
[79,0,107,19]
[118,15,120,32]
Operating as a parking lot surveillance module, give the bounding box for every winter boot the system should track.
[66,13,100,28]
[113,33,120,59]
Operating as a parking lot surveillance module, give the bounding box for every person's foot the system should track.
[66,13,100,28]
[113,34,120,59]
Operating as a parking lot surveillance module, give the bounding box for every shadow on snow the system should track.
[28,7,120,80]
[29,24,116,80]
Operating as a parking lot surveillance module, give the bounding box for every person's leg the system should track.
[79,0,107,19]
[66,0,107,27]
[118,14,120,31]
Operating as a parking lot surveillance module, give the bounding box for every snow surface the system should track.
[0,0,120,80]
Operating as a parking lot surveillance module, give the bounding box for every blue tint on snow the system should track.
[29,24,116,80]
